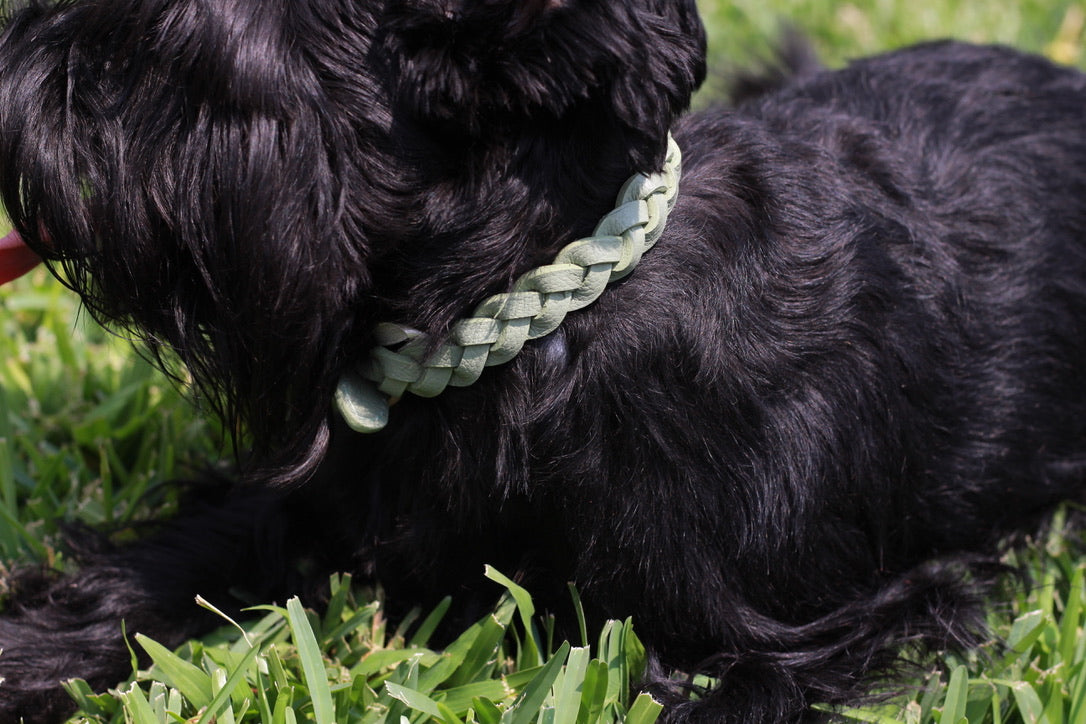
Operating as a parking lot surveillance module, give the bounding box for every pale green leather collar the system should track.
[336,134,682,433]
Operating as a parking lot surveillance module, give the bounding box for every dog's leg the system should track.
[639,556,992,723]
[0,481,318,724]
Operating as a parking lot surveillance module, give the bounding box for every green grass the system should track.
[0,266,218,570]
[59,570,663,724]
[698,0,1086,74]
[2,2,1086,722]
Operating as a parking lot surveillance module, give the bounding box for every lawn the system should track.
[1,1,1085,722]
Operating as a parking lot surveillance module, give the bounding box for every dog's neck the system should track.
[336,134,682,433]
[366,125,674,329]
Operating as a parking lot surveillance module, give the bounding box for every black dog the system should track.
[1,1,1086,722]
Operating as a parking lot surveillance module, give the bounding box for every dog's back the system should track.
[614,42,1086,717]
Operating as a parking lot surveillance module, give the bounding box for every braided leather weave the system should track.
[336,134,682,433]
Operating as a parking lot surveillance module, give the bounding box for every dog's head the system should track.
[0,0,704,478]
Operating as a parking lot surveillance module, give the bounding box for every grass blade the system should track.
[386,681,443,718]
[626,692,664,724]
[136,633,213,709]
[940,665,967,724]
[1010,681,1046,723]
[552,646,590,724]
[195,635,264,724]
[410,596,452,648]
[117,681,160,724]
[577,659,608,724]
[286,597,335,724]
[507,642,571,724]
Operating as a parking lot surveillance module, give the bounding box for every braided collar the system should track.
[335,134,682,433]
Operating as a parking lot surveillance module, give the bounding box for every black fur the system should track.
[1,1,1085,722]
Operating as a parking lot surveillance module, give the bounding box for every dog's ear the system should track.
[380,0,575,130]
[604,1,707,168]
[0,0,389,479]
[382,0,705,167]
